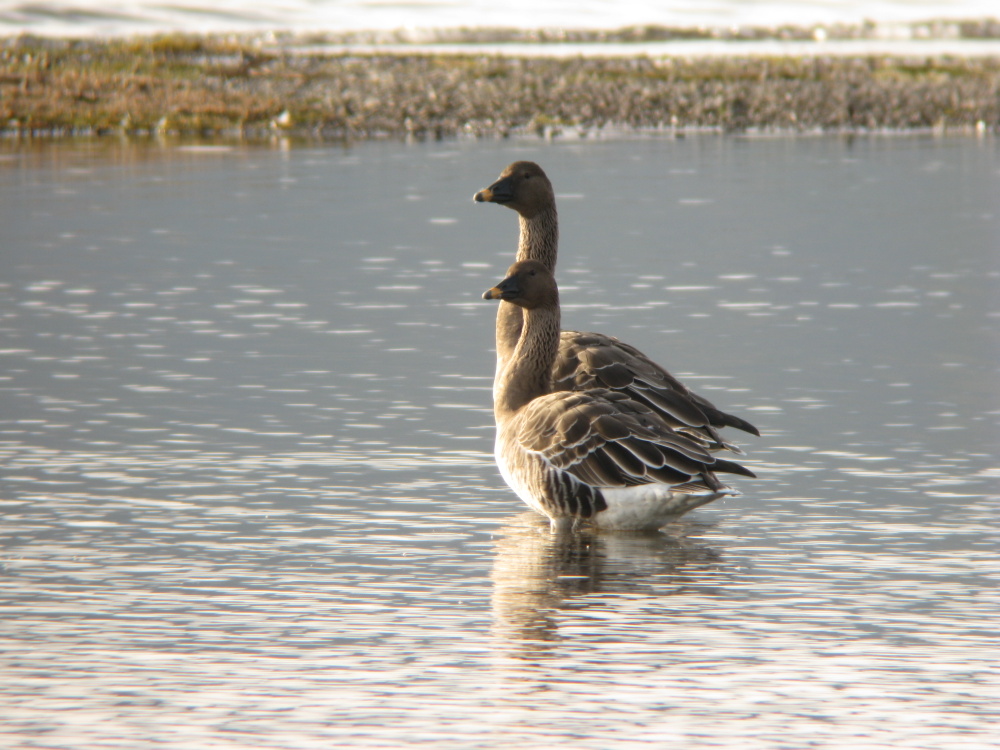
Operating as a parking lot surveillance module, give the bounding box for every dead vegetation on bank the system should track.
[2,35,999,140]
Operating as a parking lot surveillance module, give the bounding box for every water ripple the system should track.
[1,137,998,749]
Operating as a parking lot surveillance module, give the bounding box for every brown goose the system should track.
[474,161,759,454]
[484,260,754,531]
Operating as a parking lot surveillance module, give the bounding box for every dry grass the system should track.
[3,35,999,139]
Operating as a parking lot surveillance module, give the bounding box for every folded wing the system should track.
[514,388,756,493]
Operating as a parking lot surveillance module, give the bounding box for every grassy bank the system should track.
[2,35,999,140]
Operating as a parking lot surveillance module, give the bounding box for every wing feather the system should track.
[511,389,751,492]
[553,330,759,448]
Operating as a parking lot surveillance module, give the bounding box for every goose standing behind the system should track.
[484,260,754,532]
[474,161,759,454]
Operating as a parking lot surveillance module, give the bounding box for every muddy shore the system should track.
[2,35,999,141]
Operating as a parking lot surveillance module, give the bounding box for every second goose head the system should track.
[483,260,558,311]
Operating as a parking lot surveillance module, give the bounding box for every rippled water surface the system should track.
[1,136,998,748]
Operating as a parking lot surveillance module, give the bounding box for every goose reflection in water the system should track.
[489,512,728,655]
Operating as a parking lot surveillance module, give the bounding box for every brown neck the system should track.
[515,206,559,271]
[498,205,558,370]
[495,301,523,367]
[494,300,560,418]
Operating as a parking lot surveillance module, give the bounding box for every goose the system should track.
[474,161,759,454]
[483,260,754,532]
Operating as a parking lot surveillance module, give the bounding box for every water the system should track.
[1,135,998,748]
[1,0,998,39]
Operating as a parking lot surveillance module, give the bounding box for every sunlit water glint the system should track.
[1,135,998,748]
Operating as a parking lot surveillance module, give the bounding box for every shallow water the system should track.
[1,135,998,749]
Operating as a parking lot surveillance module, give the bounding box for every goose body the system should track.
[474,161,759,453]
[484,261,754,531]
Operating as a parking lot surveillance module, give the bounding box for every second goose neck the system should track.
[495,302,561,417]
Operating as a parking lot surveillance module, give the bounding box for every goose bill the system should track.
[473,177,513,204]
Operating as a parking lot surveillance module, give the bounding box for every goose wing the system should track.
[514,389,755,491]
[553,331,760,448]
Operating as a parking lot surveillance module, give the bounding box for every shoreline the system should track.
[2,34,999,142]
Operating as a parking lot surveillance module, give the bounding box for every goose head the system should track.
[473,161,555,219]
[483,260,558,310]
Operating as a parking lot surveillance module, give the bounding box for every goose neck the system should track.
[495,302,560,417]
[515,207,559,271]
